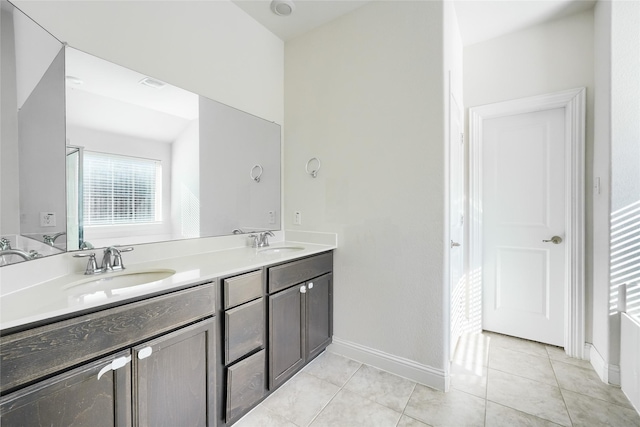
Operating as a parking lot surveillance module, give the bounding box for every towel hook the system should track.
[250,164,263,182]
[305,157,321,178]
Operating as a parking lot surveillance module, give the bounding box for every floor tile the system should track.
[485,331,549,358]
[551,359,635,409]
[545,345,593,369]
[562,388,640,427]
[396,414,432,427]
[344,364,416,412]
[262,372,340,427]
[404,385,485,427]
[486,369,571,426]
[234,405,301,427]
[485,401,563,426]
[450,364,487,399]
[452,332,490,370]
[489,345,557,386]
[310,388,402,427]
[303,351,362,387]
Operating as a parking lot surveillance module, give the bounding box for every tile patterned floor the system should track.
[235,332,640,426]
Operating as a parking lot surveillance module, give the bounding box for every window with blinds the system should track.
[84,151,162,226]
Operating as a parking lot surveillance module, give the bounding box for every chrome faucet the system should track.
[0,248,42,261]
[102,246,133,271]
[73,246,134,275]
[43,231,66,246]
[249,231,275,248]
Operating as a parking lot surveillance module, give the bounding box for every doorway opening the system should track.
[468,88,586,358]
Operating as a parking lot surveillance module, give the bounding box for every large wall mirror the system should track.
[0,0,281,266]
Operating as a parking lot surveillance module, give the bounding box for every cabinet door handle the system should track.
[300,285,307,294]
[138,346,153,360]
[308,282,314,289]
[97,355,132,380]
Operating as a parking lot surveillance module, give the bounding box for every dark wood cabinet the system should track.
[267,253,333,390]
[134,319,216,427]
[0,283,217,427]
[0,351,131,427]
[306,273,333,360]
[219,270,266,425]
[268,284,305,388]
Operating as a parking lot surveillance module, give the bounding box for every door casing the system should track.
[469,88,586,358]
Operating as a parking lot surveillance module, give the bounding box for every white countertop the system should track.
[0,242,335,331]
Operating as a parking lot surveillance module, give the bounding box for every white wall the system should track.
[13,0,284,125]
[592,0,613,377]
[285,1,448,387]
[18,48,67,238]
[593,0,640,385]
[464,9,595,342]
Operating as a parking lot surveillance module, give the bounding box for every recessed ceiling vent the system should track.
[138,77,166,89]
[270,0,295,17]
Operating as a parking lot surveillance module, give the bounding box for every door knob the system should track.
[451,240,461,248]
[542,236,563,244]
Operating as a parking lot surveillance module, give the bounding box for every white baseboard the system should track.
[586,343,621,386]
[328,337,449,391]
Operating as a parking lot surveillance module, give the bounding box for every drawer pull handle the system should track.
[97,355,131,380]
[138,346,153,360]
[300,285,307,294]
[308,282,314,289]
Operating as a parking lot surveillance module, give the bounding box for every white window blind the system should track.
[84,151,161,226]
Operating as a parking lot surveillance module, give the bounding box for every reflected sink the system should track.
[63,269,176,292]
[258,246,304,254]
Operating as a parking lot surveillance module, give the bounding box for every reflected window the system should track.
[84,152,161,225]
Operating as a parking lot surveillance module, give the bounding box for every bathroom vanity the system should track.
[0,245,334,427]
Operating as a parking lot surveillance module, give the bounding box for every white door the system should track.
[450,94,465,355]
[482,108,566,346]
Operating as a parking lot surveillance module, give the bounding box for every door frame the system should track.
[469,88,586,358]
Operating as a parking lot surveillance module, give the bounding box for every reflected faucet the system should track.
[0,238,11,251]
[0,248,42,261]
[43,231,66,246]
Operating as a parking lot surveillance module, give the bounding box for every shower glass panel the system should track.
[66,146,83,250]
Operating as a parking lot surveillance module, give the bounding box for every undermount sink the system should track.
[63,269,176,292]
[258,246,304,254]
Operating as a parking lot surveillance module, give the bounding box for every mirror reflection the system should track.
[1,0,281,266]
[1,0,66,265]
[65,47,281,250]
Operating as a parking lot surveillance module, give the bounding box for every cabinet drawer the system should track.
[268,252,333,294]
[1,283,216,394]
[225,298,264,365]
[226,349,265,422]
[223,270,263,309]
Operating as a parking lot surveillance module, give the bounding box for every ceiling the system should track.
[231,0,597,45]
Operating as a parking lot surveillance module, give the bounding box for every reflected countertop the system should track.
[0,242,335,332]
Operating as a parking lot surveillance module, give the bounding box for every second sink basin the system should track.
[63,269,176,292]
[258,246,304,254]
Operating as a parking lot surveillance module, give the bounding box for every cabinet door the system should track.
[134,318,216,427]
[306,273,333,360]
[268,284,305,389]
[226,349,265,422]
[0,351,131,427]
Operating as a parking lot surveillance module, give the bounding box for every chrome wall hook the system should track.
[306,157,321,178]
[250,164,263,182]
